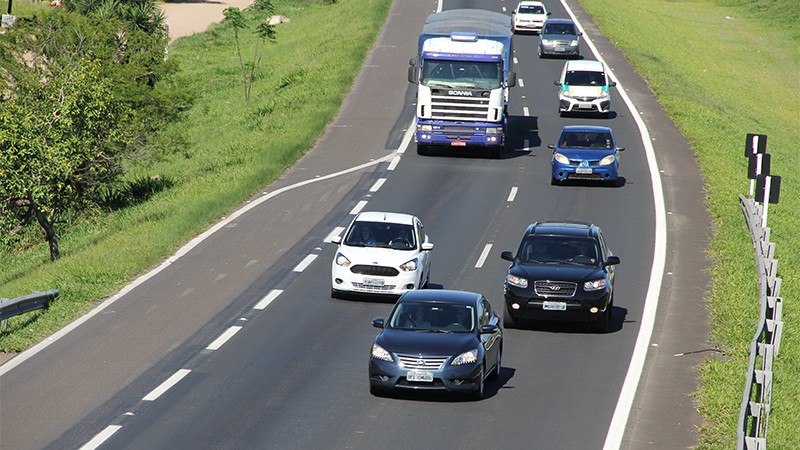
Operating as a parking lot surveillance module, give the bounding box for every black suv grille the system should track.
[534,281,577,297]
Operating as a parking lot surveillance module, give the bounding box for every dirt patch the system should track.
[160,0,255,42]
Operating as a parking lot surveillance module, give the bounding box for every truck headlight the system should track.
[486,128,500,134]
[418,124,433,132]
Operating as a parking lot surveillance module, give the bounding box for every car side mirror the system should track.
[554,80,561,86]
[330,235,342,244]
[506,71,517,87]
[605,256,621,266]
[616,147,625,152]
[372,318,385,329]
[481,324,500,334]
[500,250,514,262]
[609,81,617,87]
[421,243,434,251]
[547,12,552,16]
[548,144,556,149]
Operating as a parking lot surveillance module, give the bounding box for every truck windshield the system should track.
[421,60,502,89]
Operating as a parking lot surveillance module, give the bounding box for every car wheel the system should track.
[503,306,517,329]
[490,346,502,380]
[417,143,428,156]
[471,362,485,400]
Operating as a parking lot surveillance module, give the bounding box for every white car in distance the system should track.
[512,1,550,34]
[331,212,433,298]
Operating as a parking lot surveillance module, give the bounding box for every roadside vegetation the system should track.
[580,0,799,447]
[0,0,796,447]
[0,0,391,345]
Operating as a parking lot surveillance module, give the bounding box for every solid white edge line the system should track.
[387,155,401,171]
[370,178,386,192]
[206,326,243,351]
[293,254,318,273]
[507,187,518,202]
[555,1,668,448]
[142,369,191,402]
[254,289,283,310]
[79,425,122,450]
[475,244,493,268]
[350,200,368,215]
[326,226,345,244]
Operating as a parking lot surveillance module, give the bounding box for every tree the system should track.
[223,0,277,103]
[0,58,132,260]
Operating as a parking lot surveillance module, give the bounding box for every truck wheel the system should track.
[416,143,428,156]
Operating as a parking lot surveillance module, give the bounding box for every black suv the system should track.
[500,221,620,332]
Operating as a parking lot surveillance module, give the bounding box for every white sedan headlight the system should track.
[400,258,419,272]
[335,252,351,267]
[598,90,609,99]
[584,279,607,291]
[372,344,393,362]
[451,349,478,365]
[561,89,573,98]
[599,155,616,166]
[554,152,570,164]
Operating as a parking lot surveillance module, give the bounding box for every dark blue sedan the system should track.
[550,125,625,185]
[369,290,503,399]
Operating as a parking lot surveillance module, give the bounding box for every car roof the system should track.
[398,289,482,306]
[525,220,598,238]
[517,1,545,7]
[544,18,575,25]
[354,211,416,225]
[560,125,614,134]
[565,60,605,72]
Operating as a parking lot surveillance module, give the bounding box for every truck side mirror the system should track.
[409,58,417,66]
[506,71,517,88]
[408,66,418,84]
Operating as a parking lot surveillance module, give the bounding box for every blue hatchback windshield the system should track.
[558,131,613,149]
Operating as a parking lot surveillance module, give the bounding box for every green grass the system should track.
[0,0,392,347]
[580,0,800,447]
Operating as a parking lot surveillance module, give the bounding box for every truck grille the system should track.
[430,91,491,121]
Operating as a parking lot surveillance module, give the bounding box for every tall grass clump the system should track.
[580,0,799,447]
[0,0,392,349]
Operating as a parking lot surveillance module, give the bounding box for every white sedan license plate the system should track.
[363,277,385,287]
[576,167,592,174]
[579,103,593,109]
[407,370,434,382]
[543,301,567,311]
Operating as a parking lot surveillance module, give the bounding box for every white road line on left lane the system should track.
[79,425,122,450]
[293,254,318,272]
[507,187,518,202]
[143,369,191,402]
[254,289,283,310]
[206,326,242,351]
[475,244,493,268]
[350,200,368,215]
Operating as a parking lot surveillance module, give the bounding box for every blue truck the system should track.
[408,9,516,158]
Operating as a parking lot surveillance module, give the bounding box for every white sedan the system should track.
[331,212,433,298]
[512,1,550,34]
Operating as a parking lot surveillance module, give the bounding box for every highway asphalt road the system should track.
[0,0,710,449]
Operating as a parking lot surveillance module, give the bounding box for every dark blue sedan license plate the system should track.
[407,370,433,382]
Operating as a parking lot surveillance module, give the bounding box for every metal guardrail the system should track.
[737,133,783,449]
[0,290,59,331]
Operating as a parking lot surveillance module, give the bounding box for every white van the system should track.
[554,60,616,118]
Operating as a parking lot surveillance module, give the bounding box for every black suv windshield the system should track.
[518,236,599,265]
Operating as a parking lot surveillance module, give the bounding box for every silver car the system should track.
[538,18,582,58]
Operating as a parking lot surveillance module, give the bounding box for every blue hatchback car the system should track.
[550,125,624,185]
